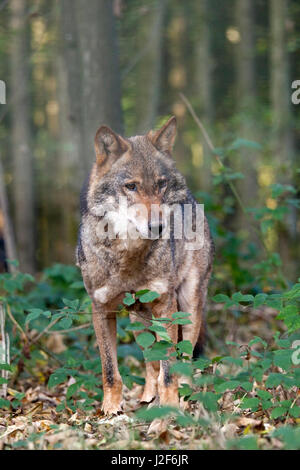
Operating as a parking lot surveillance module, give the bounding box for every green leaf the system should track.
[178,383,193,397]
[265,373,283,388]
[177,340,193,356]
[137,406,175,421]
[136,332,155,349]
[172,318,192,325]
[0,363,12,372]
[172,312,191,319]
[26,309,43,324]
[213,294,229,303]
[58,317,73,329]
[256,389,272,400]
[170,362,193,377]
[0,398,11,409]
[123,292,135,306]
[193,357,211,370]
[273,349,292,371]
[214,380,240,393]
[227,435,258,451]
[143,346,168,362]
[240,397,260,411]
[66,382,81,399]
[70,281,85,289]
[240,381,253,392]
[48,370,68,388]
[289,406,300,418]
[221,356,243,367]
[271,183,296,199]
[284,283,300,300]
[271,407,286,419]
[253,293,268,308]
[62,298,80,310]
[138,291,160,303]
[248,336,267,348]
[125,322,145,331]
[229,138,262,152]
[190,392,220,412]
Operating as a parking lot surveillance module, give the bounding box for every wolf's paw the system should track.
[140,387,157,405]
[94,286,110,304]
[102,400,123,417]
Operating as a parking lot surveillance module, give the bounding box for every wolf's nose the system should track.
[148,222,164,237]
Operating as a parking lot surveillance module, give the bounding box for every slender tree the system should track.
[133,0,167,134]
[57,0,85,263]
[234,0,258,231]
[270,0,297,277]
[10,0,35,273]
[193,0,214,191]
[270,0,294,173]
[75,0,123,170]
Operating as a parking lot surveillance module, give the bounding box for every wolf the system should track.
[76,116,214,417]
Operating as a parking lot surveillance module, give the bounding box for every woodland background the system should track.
[0,0,299,451]
[0,0,299,277]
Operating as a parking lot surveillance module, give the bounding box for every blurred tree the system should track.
[74,0,123,169]
[234,0,259,231]
[10,0,35,273]
[133,0,167,134]
[270,0,294,175]
[270,0,297,278]
[57,0,85,263]
[193,0,214,192]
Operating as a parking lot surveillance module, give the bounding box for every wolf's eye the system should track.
[158,179,167,190]
[125,183,137,191]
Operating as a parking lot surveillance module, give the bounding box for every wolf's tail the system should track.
[192,319,207,359]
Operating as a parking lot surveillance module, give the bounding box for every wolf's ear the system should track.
[149,116,177,153]
[94,126,129,165]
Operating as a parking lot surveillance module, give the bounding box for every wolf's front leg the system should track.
[92,302,123,415]
[153,295,179,407]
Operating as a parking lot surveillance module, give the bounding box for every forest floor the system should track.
[0,303,298,450]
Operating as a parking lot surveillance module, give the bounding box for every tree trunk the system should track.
[193,0,214,192]
[0,155,17,273]
[75,0,123,170]
[270,0,294,173]
[270,0,296,279]
[10,0,35,273]
[234,0,258,233]
[57,0,85,263]
[134,0,167,135]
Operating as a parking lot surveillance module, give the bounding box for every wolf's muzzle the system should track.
[148,222,164,238]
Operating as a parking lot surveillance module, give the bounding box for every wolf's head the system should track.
[87,117,189,240]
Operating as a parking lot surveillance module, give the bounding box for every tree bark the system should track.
[10,0,35,273]
[270,0,294,173]
[134,0,167,135]
[270,0,297,278]
[0,155,17,273]
[57,0,85,263]
[193,0,214,192]
[75,0,123,170]
[234,0,258,231]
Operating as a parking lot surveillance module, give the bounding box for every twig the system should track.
[5,304,63,366]
[32,316,62,344]
[0,304,9,397]
[46,322,92,335]
[6,303,27,341]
